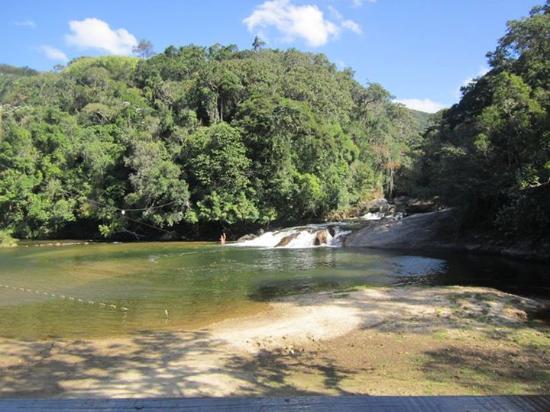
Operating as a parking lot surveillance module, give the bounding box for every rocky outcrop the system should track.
[314,229,330,246]
[344,209,455,249]
[393,196,437,213]
[344,208,550,261]
[365,198,390,213]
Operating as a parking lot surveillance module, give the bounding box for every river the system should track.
[0,241,548,340]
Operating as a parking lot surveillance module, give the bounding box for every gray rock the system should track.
[405,199,436,213]
[365,198,389,213]
[237,233,257,242]
[345,209,455,249]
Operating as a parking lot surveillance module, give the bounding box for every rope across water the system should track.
[0,282,129,312]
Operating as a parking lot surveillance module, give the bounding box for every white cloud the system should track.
[15,19,36,28]
[328,6,363,34]
[244,0,340,47]
[40,45,68,62]
[342,19,362,34]
[456,66,489,98]
[395,98,447,113]
[352,0,376,7]
[65,18,138,55]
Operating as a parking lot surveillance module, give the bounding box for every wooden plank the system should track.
[0,396,549,411]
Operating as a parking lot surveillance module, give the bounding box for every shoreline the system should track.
[1,285,548,398]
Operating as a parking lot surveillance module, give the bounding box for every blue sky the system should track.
[2,0,541,112]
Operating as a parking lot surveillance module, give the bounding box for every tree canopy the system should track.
[0,46,422,239]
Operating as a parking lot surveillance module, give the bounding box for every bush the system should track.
[0,230,18,247]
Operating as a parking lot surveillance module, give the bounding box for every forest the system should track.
[404,1,549,240]
[0,2,548,242]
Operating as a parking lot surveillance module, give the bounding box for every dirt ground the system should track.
[0,286,548,397]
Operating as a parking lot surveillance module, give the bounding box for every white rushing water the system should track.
[361,212,385,220]
[234,224,352,249]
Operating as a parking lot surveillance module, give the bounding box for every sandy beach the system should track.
[1,286,548,398]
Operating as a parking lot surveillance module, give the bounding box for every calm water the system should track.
[0,242,548,340]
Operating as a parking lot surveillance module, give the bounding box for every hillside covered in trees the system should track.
[405,2,550,241]
[1,1,547,244]
[0,46,423,239]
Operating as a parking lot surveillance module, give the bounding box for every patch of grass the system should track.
[508,328,550,348]
[432,330,448,341]
[0,230,18,248]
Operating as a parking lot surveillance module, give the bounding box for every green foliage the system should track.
[63,56,140,81]
[408,2,550,238]
[0,47,422,239]
[0,230,17,247]
[182,123,257,224]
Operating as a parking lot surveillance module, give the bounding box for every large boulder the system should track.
[344,209,455,249]
[365,198,389,213]
[314,229,330,246]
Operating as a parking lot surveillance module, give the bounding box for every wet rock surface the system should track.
[345,209,455,249]
[344,208,550,261]
[275,232,300,247]
[314,229,330,246]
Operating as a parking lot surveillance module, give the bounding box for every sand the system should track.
[0,286,548,397]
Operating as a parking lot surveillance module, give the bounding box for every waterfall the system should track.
[235,229,295,248]
[361,212,385,220]
[234,224,352,249]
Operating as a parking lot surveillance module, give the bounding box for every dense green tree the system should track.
[182,123,258,224]
[407,2,549,238]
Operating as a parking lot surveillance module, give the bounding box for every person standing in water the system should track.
[219,232,227,245]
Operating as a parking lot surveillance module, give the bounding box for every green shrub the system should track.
[0,230,18,247]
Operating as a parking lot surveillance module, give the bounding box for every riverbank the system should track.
[1,286,548,398]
